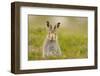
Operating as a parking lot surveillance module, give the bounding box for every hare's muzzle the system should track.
[48,32,56,41]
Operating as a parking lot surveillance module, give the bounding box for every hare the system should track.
[43,21,62,58]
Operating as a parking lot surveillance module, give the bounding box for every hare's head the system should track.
[46,21,60,41]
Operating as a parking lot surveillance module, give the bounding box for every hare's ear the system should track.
[57,22,60,28]
[46,21,50,28]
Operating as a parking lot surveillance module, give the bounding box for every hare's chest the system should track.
[47,41,57,51]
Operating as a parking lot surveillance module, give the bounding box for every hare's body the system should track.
[43,37,61,57]
[43,21,62,58]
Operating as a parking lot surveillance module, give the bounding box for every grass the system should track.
[28,16,88,60]
[58,28,88,59]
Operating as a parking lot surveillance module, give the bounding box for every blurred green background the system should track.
[28,15,88,60]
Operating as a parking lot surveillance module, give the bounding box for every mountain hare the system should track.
[43,21,62,58]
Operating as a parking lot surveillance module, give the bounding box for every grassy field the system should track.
[28,15,88,60]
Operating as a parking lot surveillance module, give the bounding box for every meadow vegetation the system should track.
[28,15,88,60]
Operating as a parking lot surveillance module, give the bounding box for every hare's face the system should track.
[46,21,60,41]
[48,27,56,41]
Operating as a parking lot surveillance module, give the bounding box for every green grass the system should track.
[58,28,88,59]
[28,16,88,60]
[28,24,88,60]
